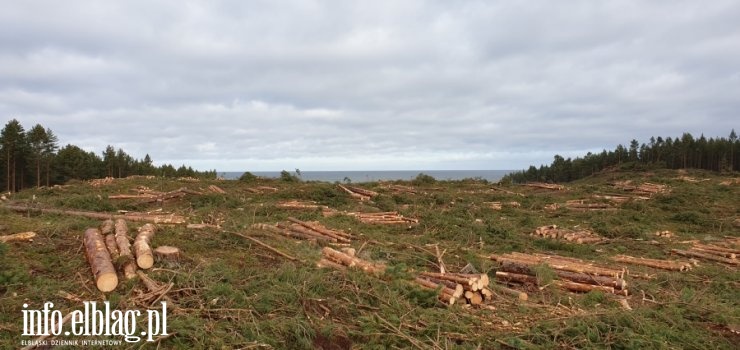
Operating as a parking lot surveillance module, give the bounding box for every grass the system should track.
[0,168,738,349]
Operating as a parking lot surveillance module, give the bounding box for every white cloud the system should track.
[1,0,739,171]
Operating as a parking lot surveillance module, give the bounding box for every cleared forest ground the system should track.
[1,168,738,349]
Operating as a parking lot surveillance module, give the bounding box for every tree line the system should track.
[0,119,216,192]
[503,130,739,184]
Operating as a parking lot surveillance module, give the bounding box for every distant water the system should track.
[219,170,513,183]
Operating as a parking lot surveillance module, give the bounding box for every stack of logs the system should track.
[349,211,419,225]
[415,272,492,306]
[109,186,203,204]
[483,201,521,210]
[654,230,675,238]
[245,186,279,194]
[612,181,669,196]
[84,219,181,292]
[90,177,115,187]
[564,199,616,211]
[338,184,378,201]
[591,194,637,204]
[277,200,328,210]
[381,184,418,195]
[524,182,566,191]
[671,241,739,266]
[611,254,692,271]
[318,247,385,276]
[207,185,226,194]
[252,217,352,244]
[491,252,628,296]
[531,225,604,244]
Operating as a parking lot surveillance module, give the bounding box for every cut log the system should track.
[691,245,737,259]
[0,231,36,243]
[154,246,181,263]
[104,234,119,259]
[419,272,480,290]
[114,219,137,279]
[414,277,457,305]
[498,261,627,289]
[283,223,337,242]
[495,271,538,285]
[208,185,227,194]
[553,280,620,295]
[133,224,156,269]
[252,223,319,241]
[671,249,739,265]
[100,219,114,235]
[3,205,187,224]
[611,255,691,272]
[230,231,298,261]
[490,284,528,301]
[83,228,118,292]
[186,223,221,230]
[287,217,351,242]
[316,258,346,270]
[322,247,386,275]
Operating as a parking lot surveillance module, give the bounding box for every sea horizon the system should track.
[218,170,515,183]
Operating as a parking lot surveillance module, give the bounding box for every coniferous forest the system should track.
[0,119,216,192]
[504,130,739,183]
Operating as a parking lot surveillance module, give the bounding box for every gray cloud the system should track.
[1,0,739,171]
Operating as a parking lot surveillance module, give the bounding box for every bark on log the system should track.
[490,284,528,301]
[0,231,36,243]
[101,219,114,235]
[104,234,119,259]
[133,224,156,269]
[230,231,298,261]
[692,243,740,255]
[419,272,481,290]
[498,261,627,289]
[690,246,736,259]
[611,255,691,272]
[3,204,187,224]
[553,280,621,295]
[83,228,118,292]
[495,271,538,285]
[114,219,137,279]
[252,223,319,241]
[283,223,337,242]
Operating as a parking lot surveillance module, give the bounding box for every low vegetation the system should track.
[0,167,738,348]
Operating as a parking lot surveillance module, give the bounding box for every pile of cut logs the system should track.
[338,184,378,201]
[252,217,352,243]
[531,225,604,244]
[90,177,115,187]
[415,272,493,306]
[277,200,328,210]
[245,186,279,194]
[523,182,566,191]
[654,230,675,238]
[3,204,187,224]
[84,219,181,292]
[564,199,617,211]
[612,181,669,196]
[491,252,628,295]
[381,184,418,195]
[591,194,635,204]
[349,211,419,225]
[207,185,226,194]
[671,241,739,266]
[108,186,203,204]
[611,254,692,271]
[483,201,521,210]
[317,247,385,276]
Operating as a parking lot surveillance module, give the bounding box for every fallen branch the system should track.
[230,231,298,261]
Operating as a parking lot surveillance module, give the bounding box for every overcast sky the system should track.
[1,1,739,171]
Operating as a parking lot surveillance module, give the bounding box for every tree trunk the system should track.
[114,219,137,279]
[133,224,156,269]
[2,204,187,224]
[83,228,118,292]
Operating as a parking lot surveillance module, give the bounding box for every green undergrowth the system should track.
[0,168,738,348]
